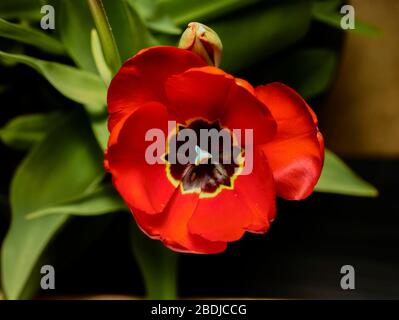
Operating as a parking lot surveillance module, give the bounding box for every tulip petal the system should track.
[255,83,324,200]
[236,151,277,232]
[132,190,227,254]
[165,66,277,145]
[165,66,233,122]
[106,102,176,214]
[235,78,255,95]
[107,46,206,131]
[188,150,276,242]
[220,81,277,146]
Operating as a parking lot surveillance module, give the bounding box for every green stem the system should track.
[87,0,121,74]
[130,222,178,300]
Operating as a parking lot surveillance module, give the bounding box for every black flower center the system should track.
[164,119,243,198]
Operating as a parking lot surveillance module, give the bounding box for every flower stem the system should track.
[87,0,121,75]
[130,222,178,300]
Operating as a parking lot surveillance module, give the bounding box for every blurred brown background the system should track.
[320,0,399,157]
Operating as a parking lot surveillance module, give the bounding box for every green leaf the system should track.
[104,0,158,62]
[0,17,65,55]
[262,49,338,100]
[88,0,122,75]
[1,109,104,299]
[210,1,313,72]
[90,28,112,85]
[0,0,41,20]
[26,184,126,219]
[58,0,98,73]
[0,112,59,150]
[90,115,109,150]
[160,0,260,26]
[312,0,380,36]
[59,0,156,72]
[130,221,178,299]
[145,16,181,35]
[128,0,181,35]
[315,149,378,197]
[0,51,107,113]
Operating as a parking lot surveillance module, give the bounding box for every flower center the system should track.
[164,119,243,198]
[194,145,212,165]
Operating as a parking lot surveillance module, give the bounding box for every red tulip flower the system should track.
[105,45,324,254]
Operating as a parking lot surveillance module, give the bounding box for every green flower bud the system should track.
[178,22,223,68]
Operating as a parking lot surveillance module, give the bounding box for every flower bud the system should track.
[178,22,223,68]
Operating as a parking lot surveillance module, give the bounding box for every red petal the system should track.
[165,66,234,123]
[107,46,206,131]
[165,66,276,145]
[106,102,176,214]
[235,78,255,95]
[132,190,227,254]
[235,150,277,232]
[220,81,277,146]
[188,150,276,242]
[166,67,238,123]
[255,83,324,200]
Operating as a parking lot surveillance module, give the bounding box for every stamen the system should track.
[194,145,212,165]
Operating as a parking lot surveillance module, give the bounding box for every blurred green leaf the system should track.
[0,0,41,20]
[26,185,126,219]
[0,17,65,55]
[263,49,338,99]
[312,0,380,36]
[0,51,107,112]
[211,1,313,72]
[146,16,181,35]
[59,0,157,72]
[88,0,122,75]
[128,0,181,35]
[160,0,260,26]
[90,116,109,150]
[58,0,97,73]
[315,149,378,197]
[90,28,112,85]
[0,112,59,150]
[104,0,158,62]
[130,221,178,299]
[1,109,104,299]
